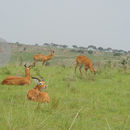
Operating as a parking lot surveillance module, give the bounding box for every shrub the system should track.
[113,53,122,56]
[88,50,93,54]
[77,50,84,53]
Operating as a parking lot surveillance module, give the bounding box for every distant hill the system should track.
[0,37,7,43]
[0,37,11,67]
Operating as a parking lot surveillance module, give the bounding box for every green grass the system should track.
[0,64,130,130]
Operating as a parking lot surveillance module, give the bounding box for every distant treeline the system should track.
[9,42,130,54]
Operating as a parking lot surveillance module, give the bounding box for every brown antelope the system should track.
[1,64,32,85]
[33,50,54,66]
[27,77,50,103]
[75,55,96,74]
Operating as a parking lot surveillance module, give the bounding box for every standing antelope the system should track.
[27,77,50,103]
[33,50,54,66]
[1,64,32,85]
[75,55,96,74]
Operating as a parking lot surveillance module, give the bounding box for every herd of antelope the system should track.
[1,50,96,103]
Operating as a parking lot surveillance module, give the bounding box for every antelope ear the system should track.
[28,65,33,68]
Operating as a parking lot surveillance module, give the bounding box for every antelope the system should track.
[1,64,32,85]
[27,77,50,103]
[75,55,96,74]
[33,50,55,66]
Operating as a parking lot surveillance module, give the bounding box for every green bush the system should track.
[113,53,122,56]
[88,50,93,54]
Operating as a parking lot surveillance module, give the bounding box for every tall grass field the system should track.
[0,44,130,129]
[0,63,130,130]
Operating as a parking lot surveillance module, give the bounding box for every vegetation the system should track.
[0,43,130,130]
[88,50,93,55]
[113,53,122,56]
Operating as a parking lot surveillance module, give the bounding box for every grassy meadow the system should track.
[0,44,130,130]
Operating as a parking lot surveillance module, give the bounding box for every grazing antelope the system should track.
[75,55,96,74]
[27,77,50,103]
[33,50,55,66]
[1,64,32,85]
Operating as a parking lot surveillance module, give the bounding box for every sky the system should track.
[0,0,130,51]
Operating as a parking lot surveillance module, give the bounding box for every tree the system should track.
[79,46,86,50]
[43,43,50,46]
[77,50,84,53]
[88,50,93,54]
[118,49,125,53]
[98,47,103,51]
[107,47,112,50]
[50,43,58,48]
[106,47,112,51]
[35,43,38,46]
[112,49,118,53]
[88,45,96,50]
[72,45,78,49]
[62,45,68,48]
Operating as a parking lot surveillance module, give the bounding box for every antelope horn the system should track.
[38,75,44,81]
[31,76,41,82]
[28,65,33,68]
[24,64,27,67]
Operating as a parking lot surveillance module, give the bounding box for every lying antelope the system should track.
[33,50,54,66]
[1,64,32,85]
[27,77,50,103]
[75,55,96,74]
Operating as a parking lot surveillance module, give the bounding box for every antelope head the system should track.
[32,76,47,89]
[50,50,55,56]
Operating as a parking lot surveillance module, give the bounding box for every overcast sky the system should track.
[0,0,130,50]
